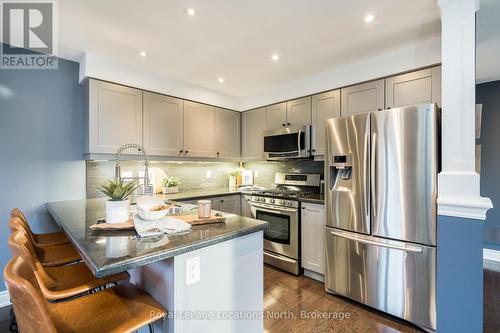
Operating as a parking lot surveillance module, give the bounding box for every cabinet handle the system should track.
[184,150,189,155]
[312,149,316,152]
[217,152,220,157]
[302,207,306,209]
[282,123,286,127]
[287,123,291,126]
[220,199,224,203]
[377,108,382,111]
[179,150,184,154]
[387,107,391,109]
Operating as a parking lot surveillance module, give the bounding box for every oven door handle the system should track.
[250,203,298,213]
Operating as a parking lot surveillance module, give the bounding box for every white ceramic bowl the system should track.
[136,207,168,221]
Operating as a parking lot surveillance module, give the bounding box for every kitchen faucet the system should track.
[114,143,153,196]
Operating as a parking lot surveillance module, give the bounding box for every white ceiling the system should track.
[58,0,442,98]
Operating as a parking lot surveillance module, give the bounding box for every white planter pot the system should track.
[162,186,179,194]
[105,200,130,224]
[229,176,237,189]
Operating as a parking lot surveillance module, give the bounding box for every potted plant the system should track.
[98,178,138,224]
[162,176,181,194]
[228,169,241,189]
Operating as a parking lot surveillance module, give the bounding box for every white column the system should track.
[437,0,492,220]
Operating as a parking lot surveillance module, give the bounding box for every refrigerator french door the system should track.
[324,104,439,332]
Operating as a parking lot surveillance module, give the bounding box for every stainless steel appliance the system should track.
[250,172,321,275]
[263,126,311,160]
[324,104,439,332]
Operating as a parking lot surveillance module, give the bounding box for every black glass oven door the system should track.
[256,210,291,245]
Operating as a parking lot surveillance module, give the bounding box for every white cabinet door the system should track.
[265,102,287,129]
[143,92,184,157]
[341,79,384,116]
[242,108,266,159]
[220,195,241,215]
[311,90,340,156]
[286,96,311,127]
[214,108,240,158]
[301,203,326,274]
[183,101,216,157]
[385,66,442,108]
[241,195,253,218]
[87,79,143,154]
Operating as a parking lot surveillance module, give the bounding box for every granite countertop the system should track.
[47,198,268,278]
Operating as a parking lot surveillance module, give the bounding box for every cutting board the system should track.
[174,214,226,225]
[89,220,135,231]
[89,214,226,231]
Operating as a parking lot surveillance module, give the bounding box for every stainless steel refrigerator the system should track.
[324,103,439,332]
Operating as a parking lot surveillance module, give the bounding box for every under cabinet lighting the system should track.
[218,77,224,83]
[364,14,375,23]
[139,51,147,57]
[187,8,196,16]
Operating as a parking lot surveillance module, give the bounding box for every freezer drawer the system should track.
[325,227,436,331]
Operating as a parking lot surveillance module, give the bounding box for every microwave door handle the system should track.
[297,128,302,152]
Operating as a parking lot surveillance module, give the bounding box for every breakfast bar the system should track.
[46,198,268,333]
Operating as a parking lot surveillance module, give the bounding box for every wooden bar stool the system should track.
[4,256,167,333]
[8,231,130,301]
[10,208,70,247]
[9,217,81,267]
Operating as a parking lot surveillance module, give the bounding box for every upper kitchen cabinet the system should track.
[287,96,312,127]
[242,107,266,159]
[265,102,287,129]
[311,90,340,156]
[214,108,241,158]
[183,101,216,157]
[85,79,143,154]
[265,98,312,129]
[143,92,184,157]
[385,66,441,108]
[341,79,384,116]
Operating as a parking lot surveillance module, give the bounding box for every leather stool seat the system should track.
[9,231,129,301]
[11,208,70,247]
[9,217,81,266]
[4,256,167,333]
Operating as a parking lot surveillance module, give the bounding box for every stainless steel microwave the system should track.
[263,126,311,160]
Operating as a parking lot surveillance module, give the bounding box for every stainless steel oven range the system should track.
[250,172,321,275]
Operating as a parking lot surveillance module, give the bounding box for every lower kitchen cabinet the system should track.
[301,202,325,275]
[241,195,253,217]
[219,195,241,215]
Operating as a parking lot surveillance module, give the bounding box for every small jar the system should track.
[197,200,211,219]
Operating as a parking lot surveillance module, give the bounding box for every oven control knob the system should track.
[279,200,285,205]
[269,198,275,203]
[287,201,294,207]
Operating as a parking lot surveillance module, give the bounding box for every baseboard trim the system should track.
[303,269,325,283]
[0,290,11,308]
[484,248,500,263]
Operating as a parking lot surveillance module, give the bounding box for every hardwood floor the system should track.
[264,266,423,333]
[0,266,497,332]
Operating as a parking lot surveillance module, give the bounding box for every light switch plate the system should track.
[186,256,200,286]
[206,170,212,179]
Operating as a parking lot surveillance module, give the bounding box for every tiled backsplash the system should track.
[243,160,324,188]
[86,161,240,198]
[86,159,324,198]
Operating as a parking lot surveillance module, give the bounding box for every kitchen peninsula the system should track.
[47,197,267,333]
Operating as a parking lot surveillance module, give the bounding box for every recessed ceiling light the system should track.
[364,14,375,23]
[271,54,280,62]
[139,51,147,57]
[218,77,224,83]
[187,8,196,16]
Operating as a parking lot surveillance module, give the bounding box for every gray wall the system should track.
[0,57,86,290]
[477,80,500,249]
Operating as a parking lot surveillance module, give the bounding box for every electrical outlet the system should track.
[206,170,212,179]
[254,170,259,178]
[186,256,200,286]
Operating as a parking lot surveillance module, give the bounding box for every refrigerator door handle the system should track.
[330,230,424,254]
[363,132,369,216]
[371,132,377,217]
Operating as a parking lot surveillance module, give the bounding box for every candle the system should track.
[197,200,211,219]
